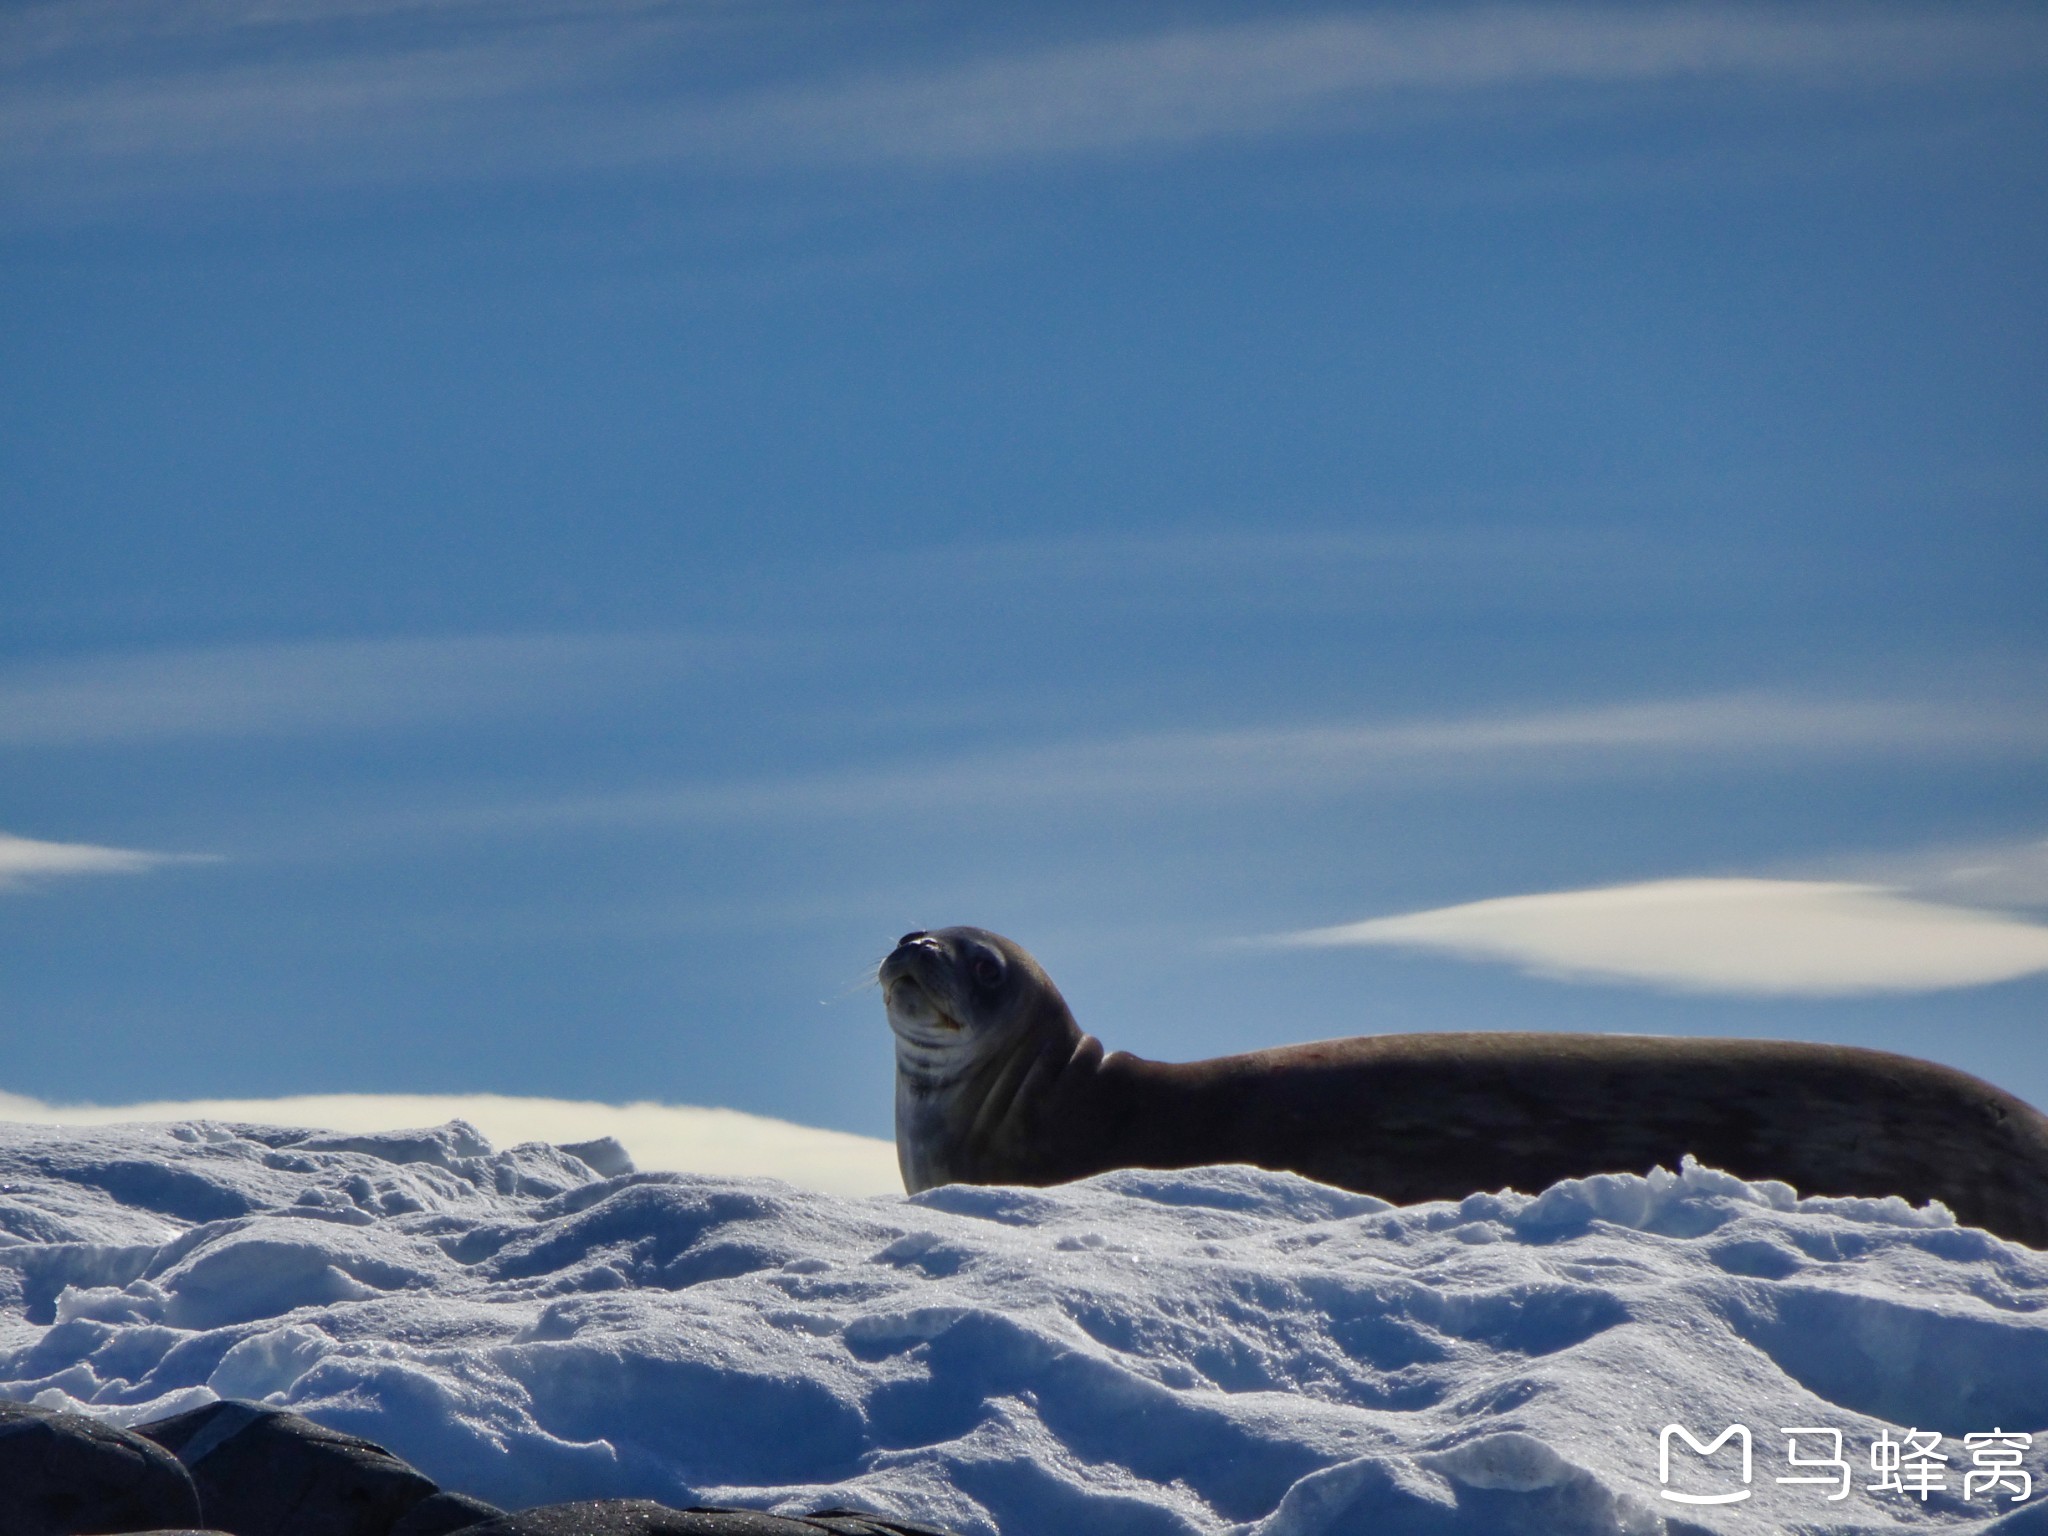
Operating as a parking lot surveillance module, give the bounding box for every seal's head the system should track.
[880,926,1081,1191]
[880,927,1059,1077]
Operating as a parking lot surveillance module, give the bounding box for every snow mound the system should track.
[4,1118,2048,1535]
[0,1089,902,1195]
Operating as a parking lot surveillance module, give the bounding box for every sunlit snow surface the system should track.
[4,1120,2048,1535]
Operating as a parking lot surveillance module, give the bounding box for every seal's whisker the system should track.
[820,965,884,1006]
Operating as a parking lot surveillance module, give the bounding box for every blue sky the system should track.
[4,0,2047,1148]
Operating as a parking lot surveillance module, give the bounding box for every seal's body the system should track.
[881,926,2048,1248]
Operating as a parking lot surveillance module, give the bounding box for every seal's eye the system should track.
[971,954,1004,990]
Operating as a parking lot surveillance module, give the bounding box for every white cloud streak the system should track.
[0,633,706,747]
[1817,834,2048,912]
[1280,878,2048,996]
[0,829,207,891]
[716,8,2046,167]
[483,689,2048,828]
[4,4,2042,210]
[0,1089,902,1196]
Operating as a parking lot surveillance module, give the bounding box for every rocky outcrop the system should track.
[0,1402,960,1536]
[0,1400,202,1536]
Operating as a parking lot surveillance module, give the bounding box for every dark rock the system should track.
[458,1504,967,1536]
[136,1400,438,1536]
[389,1492,504,1536]
[459,1502,848,1536]
[799,1513,965,1536]
[0,1399,203,1536]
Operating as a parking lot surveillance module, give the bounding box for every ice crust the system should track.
[4,1117,2048,1535]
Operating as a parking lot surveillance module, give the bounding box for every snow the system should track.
[4,1117,2047,1535]
[0,1089,903,1196]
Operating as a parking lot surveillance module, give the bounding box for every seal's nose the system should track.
[897,931,929,946]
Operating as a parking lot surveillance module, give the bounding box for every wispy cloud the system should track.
[0,632,709,747]
[717,8,2047,167]
[0,1088,901,1196]
[0,829,208,891]
[1813,833,2048,913]
[1278,878,2048,996]
[5,4,2042,212]
[472,688,2048,829]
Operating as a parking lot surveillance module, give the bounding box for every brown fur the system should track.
[882,927,2048,1248]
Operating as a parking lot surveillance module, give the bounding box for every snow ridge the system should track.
[3,1118,2047,1534]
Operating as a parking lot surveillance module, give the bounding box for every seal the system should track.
[880,926,2048,1247]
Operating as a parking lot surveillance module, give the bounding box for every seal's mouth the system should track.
[884,975,963,1033]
